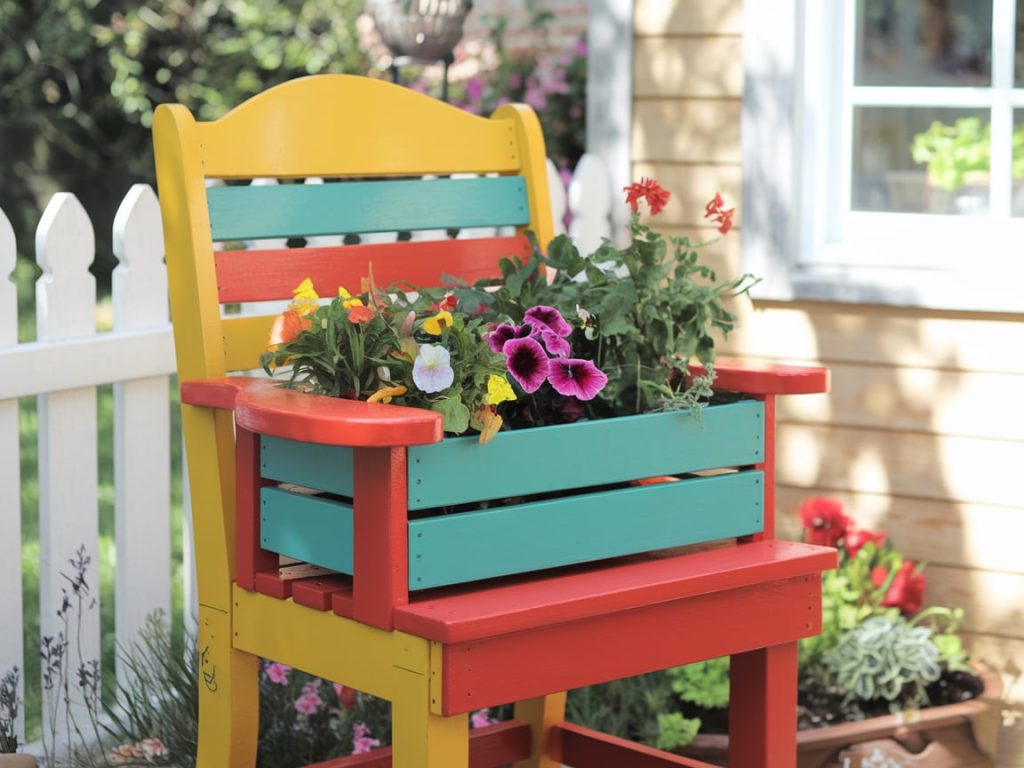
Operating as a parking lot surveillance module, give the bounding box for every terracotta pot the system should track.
[0,755,38,768]
[679,665,1002,768]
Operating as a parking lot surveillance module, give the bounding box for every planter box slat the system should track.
[261,435,354,497]
[261,487,354,573]
[407,401,765,510]
[407,470,764,589]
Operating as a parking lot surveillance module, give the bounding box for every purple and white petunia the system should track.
[547,358,608,401]
[538,329,571,358]
[503,337,551,393]
[523,305,572,338]
[485,322,532,354]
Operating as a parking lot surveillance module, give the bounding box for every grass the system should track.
[14,257,188,740]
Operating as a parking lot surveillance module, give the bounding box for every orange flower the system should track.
[347,304,374,324]
[268,309,310,351]
[704,192,736,234]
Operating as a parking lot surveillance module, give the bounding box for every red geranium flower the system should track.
[844,528,886,559]
[799,497,851,548]
[624,177,671,216]
[872,561,926,615]
[704,192,735,234]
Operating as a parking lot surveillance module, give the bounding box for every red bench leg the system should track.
[728,642,798,768]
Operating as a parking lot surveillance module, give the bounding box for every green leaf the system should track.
[431,398,471,434]
[655,713,701,751]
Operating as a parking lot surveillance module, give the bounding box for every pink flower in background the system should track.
[265,662,291,685]
[494,96,511,108]
[139,738,167,758]
[302,678,322,696]
[352,722,381,754]
[547,358,608,401]
[524,82,548,111]
[574,38,588,57]
[294,691,324,715]
[465,76,484,103]
[471,710,496,729]
[509,73,523,90]
[334,683,358,710]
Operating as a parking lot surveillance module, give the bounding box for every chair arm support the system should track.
[180,377,443,447]
[690,357,830,396]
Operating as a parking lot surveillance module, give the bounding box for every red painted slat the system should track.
[352,447,409,630]
[728,642,799,767]
[235,427,277,590]
[214,236,532,303]
[691,357,829,395]
[393,541,836,644]
[292,574,354,611]
[438,575,821,715]
[554,722,721,768]
[180,378,443,447]
[253,564,332,599]
[303,719,532,767]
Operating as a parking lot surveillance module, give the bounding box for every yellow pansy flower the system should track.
[367,385,407,404]
[422,310,453,335]
[289,278,320,317]
[485,374,516,405]
[338,285,364,309]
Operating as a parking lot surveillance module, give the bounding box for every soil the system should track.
[676,669,985,734]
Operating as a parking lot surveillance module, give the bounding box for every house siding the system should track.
[633,1,1024,765]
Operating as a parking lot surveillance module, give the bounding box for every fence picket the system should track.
[35,193,100,750]
[0,206,24,744]
[112,186,172,666]
[569,153,613,255]
[546,159,569,238]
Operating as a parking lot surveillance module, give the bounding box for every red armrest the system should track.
[180,377,443,447]
[690,357,830,396]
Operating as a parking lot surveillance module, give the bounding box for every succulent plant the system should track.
[826,616,942,706]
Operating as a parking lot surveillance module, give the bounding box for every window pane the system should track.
[853,107,990,214]
[1017,0,1024,85]
[856,0,992,87]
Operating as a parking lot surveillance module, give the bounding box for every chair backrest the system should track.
[153,75,554,611]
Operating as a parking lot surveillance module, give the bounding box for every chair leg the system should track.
[391,667,468,767]
[195,605,260,768]
[727,642,799,768]
[513,692,567,768]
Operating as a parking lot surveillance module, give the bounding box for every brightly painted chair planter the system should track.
[156,74,837,768]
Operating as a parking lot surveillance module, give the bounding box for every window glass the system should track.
[856,0,992,87]
[852,107,990,214]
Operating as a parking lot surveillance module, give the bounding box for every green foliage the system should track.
[667,657,730,711]
[0,666,19,753]
[655,713,701,752]
[566,671,675,748]
[911,117,1024,190]
[466,215,756,419]
[825,616,942,706]
[0,0,369,280]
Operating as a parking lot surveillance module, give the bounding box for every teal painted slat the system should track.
[408,470,764,589]
[407,400,764,510]
[260,487,354,574]
[208,177,530,240]
[261,436,353,497]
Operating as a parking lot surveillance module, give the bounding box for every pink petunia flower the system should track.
[486,322,532,354]
[265,662,291,685]
[352,722,381,755]
[503,337,551,393]
[547,358,608,401]
[524,305,572,338]
[538,329,571,357]
[294,691,324,715]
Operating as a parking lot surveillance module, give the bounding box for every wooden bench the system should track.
[154,74,836,768]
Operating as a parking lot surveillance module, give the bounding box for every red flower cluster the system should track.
[704,192,735,234]
[845,527,887,559]
[623,177,671,216]
[872,561,927,615]
[799,497,850,547]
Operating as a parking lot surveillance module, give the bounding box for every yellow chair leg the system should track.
[195,605,260,768]
[391,667,468,768]
[513,692,567,768]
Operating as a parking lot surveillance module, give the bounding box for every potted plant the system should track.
[367,0,473,63]
[657,497,1000,768]
[0,667,36,767]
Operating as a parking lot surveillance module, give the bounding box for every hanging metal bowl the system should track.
[368,0,472,62]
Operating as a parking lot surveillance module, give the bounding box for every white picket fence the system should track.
[0,156,613,750]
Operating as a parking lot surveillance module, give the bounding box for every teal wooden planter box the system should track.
[259,400,766,589]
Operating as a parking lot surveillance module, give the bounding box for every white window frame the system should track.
[742,0,1024,312]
